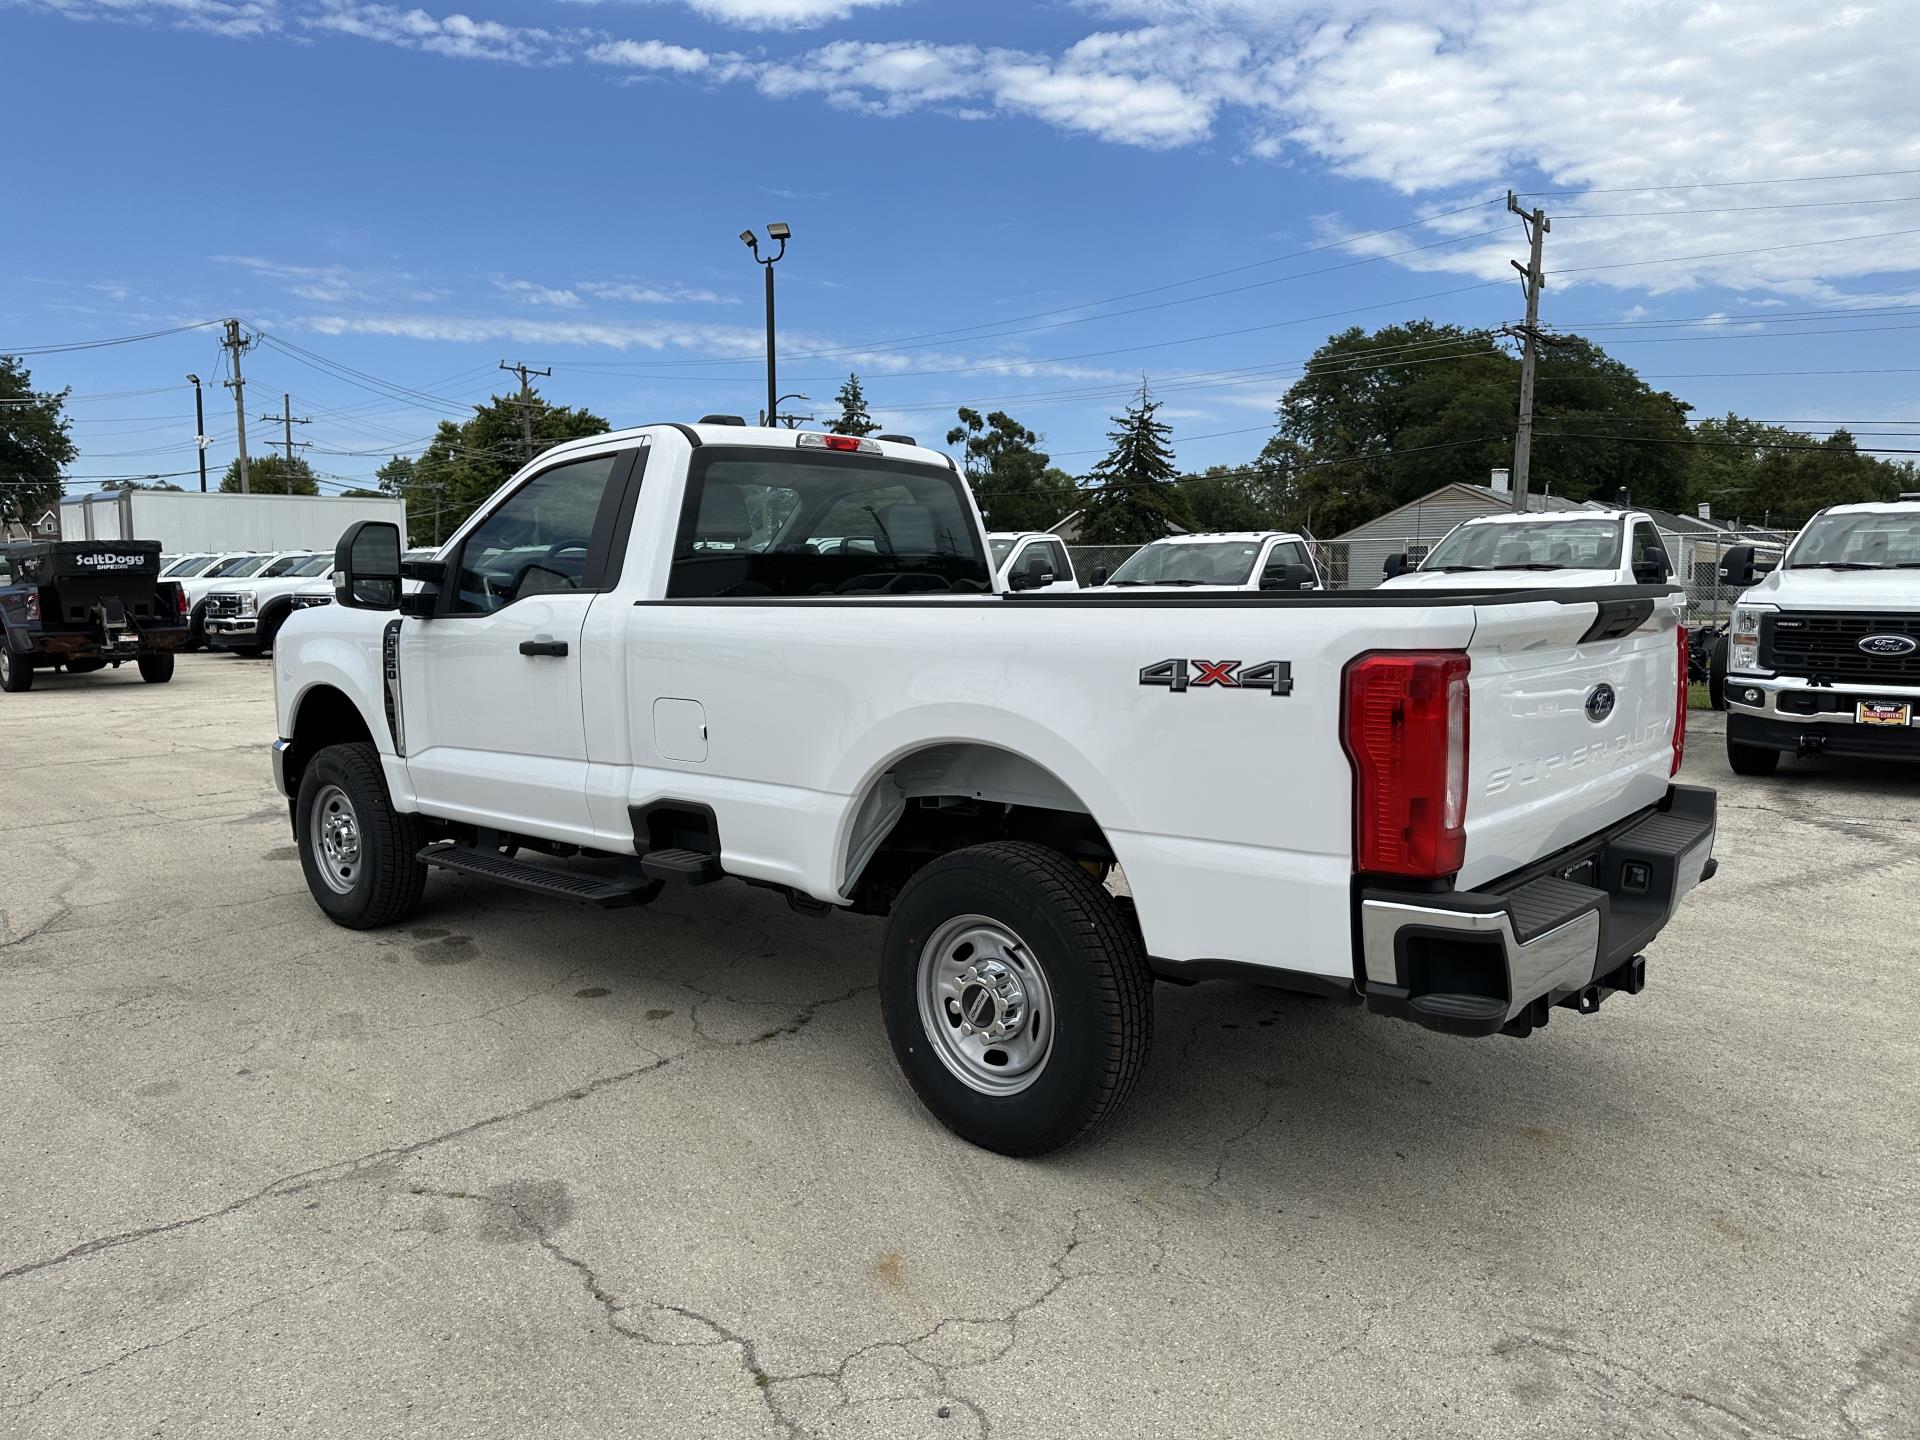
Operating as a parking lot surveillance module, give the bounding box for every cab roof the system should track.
[542,422,951,469]
[1143,531,1307,545]
[1455,510,1634,528]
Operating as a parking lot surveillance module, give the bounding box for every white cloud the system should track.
[577,280,737,304]
[678,0,906,30]
[493,278,583,307]
[587,37,708,72]
[16,0,280,36]
[303,2,572,63]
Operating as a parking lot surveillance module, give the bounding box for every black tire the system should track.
[257,604,290,654]
[1708,633,1729,711]
[880,841,1153,1157]
[185,601,208,652]
[137,652,175,684]
[0,647,32,693]
[295,742,428,928]
[1727,735,1781,776]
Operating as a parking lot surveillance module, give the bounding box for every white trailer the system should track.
[60,490,408,556]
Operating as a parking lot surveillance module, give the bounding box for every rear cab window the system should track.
[668,447,990,598]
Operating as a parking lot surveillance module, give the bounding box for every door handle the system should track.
[519,639,569,658]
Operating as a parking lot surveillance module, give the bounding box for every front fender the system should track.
[274,610,415,808]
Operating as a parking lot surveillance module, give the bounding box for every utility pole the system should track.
[499,360,550,463]
[222,319,254,494]
[1506,192,1549,513]
[739,224,791,432]
[259,392,310,468]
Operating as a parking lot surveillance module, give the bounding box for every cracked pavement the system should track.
[2,661,1917,1438]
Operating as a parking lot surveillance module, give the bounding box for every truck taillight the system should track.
[1672,624,1688,776]
[25,592,40,623]
[174,584,189,619]
[1342,651,1470,878]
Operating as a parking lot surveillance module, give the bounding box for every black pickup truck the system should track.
[0,540,189,692]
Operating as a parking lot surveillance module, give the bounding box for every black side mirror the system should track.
[1383,552,1409,578]
[1634,559,1671,585]
[334,521,402,611]
[1091,566,1109,586]
[1718,545,1756,589]
[1009,552,1054,591]
[1261,563,1318,591]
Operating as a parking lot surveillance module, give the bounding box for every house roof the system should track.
[1328,482,1583,539]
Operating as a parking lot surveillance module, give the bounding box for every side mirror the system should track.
[1090,566,1109,586]
[1718,545,1756,589]
[1009,552,1053,591]
[1261,563,1318,591]
[1633,559,1671,585]
[1754,556,1778,577]
[1383,552,1409,578]
[333,521,402,611]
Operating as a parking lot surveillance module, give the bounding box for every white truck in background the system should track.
[1719,499,1920,774]
[1100,532,1322,591]
[1380,510,1676,590]
[270,422,1716,1155]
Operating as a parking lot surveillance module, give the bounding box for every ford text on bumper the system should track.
[1358,784,1716,1038]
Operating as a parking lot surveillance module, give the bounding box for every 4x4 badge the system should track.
[1139,659,1293,695]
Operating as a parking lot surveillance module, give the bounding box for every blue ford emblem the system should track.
[1585,684,1616,723]
[1858,634,1917,656]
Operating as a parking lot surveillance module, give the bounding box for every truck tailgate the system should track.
[1458,598,1681,889]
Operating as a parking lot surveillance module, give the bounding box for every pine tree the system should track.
[1075,380,1192,545]
[829,373,878,437]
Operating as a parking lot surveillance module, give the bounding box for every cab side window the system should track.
[1630,523,1672,580]
[1260,541,1311,588]
[1043,540,1072,581]
[450,454,624,615]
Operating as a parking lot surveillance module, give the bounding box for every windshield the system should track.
[285,554,333,577]
[207,553,268,578]
[1421,518,1624,571]
[989,538,1016,567]
[161,555,213,577]
[1109,540,1263,587]
[259,554,319,577]
[667,449,990,598]
[1787,511,1920,568]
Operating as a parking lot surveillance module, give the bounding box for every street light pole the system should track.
[740,223,791,428]
[186,374,208,492]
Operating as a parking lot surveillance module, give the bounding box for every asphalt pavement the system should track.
[1,654,1915,1438]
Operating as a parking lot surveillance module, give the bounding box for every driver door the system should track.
[400,450,634,840]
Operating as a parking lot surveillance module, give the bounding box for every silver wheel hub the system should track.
[916,916,1054,1096]
[309,784,363,895]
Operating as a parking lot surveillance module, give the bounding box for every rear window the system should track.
[668,449,989,598]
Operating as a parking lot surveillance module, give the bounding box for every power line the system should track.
[0,320,221,356]
[1518,166,1920,197]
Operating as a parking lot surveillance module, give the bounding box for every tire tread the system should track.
[305,741,427,927]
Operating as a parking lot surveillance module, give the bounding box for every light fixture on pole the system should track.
[740,223,791,429]
[186,374,208,492]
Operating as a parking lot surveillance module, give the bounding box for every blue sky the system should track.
[4,0,1918,497]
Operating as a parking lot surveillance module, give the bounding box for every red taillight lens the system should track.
[1342,651,1471,878]
[175,584,189,619]
[821,434,860,451]
[1672,624,1688,776]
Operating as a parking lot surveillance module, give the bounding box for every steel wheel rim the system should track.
[0,651,10,684]
[915,914,1054,1096]
[309,783,363,895]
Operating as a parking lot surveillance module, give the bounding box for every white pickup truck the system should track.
[1381,510,1675,590]
[1102,531,1322,591]
[1719,499,1920,774]
[271,422,1716,1154]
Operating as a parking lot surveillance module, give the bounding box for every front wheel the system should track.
[880,842,1153,1156]
[295,742,428,928]
[137,652,175,684]
[1708,634,1729,711]
[0,648,31,693]
[1727,735,1781,776]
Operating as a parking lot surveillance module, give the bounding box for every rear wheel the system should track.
[1727,735,1781,776]
[879,841,1153,1156]
[0,648,32,693]
[137,652,175,684]
[295,742,427,928]
[185,602,208,652]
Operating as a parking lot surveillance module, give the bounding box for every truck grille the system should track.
[1763,611,1920,684]
[204,593,244,618]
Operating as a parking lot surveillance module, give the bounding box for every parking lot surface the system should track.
[2,653,1916,1438]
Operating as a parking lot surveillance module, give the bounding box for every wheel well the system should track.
[842,743,1116,915]
[286,685,376,797]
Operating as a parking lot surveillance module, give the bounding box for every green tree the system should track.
[1274,322,1695,531]
[1075,382,1193,545]
[1176,462,1285,531]
[0,356,76,536]
[946,407,1078,530]
[1683,414,1911,524]
[379,391,609,545]
[829,373,878,437]
[221,455,320,495]
[337,487,384,499]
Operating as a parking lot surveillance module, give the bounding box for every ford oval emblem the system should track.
[1858,634,1917,656]
[1585,684,1616,723]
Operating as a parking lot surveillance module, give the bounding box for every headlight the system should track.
[1729,602,1773,673]
[237,592,258,617]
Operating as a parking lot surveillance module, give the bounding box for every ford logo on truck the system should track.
[1858,634,1917,656]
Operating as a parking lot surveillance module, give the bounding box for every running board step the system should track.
[418,845,658,908]
[639,847,724,885]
